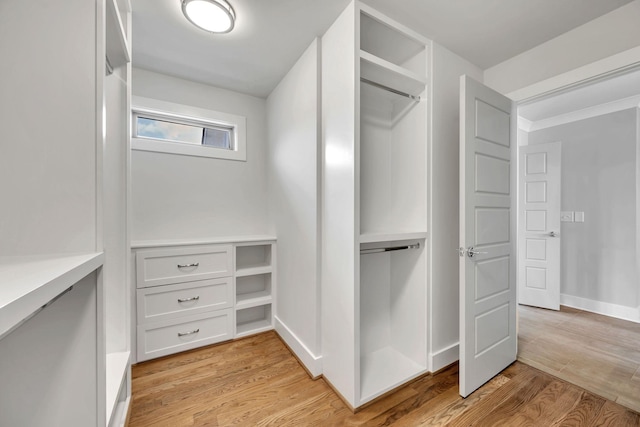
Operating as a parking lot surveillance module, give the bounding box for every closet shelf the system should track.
[106,0,130,69]
[359,231,427,244]
[235,265,272,278]
[360,50,426,98]
[106,350,130,424]
[235,291,272,310]
[236,318,272,337]
[0,252,104,339]
[360,346,426,402]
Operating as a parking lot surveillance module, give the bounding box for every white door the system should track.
[459,75,516,398]
[518,142,561,310]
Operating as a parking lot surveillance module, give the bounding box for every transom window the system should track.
[134,115,233,150]
[131,96,246,161]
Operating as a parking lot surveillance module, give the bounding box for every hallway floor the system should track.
[518,304,640,413]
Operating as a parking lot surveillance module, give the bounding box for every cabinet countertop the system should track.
[131,235,277,249]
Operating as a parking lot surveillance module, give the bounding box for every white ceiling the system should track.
[132,0,634,98]
[518,69,640,122]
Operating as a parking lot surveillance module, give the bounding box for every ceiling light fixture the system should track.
[181,0,236,34]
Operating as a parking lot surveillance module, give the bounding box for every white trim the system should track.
[274,316,323,377]
[561,293,640,324]
[527,95,640,132]
[274,316,322,378]
[429,342,459,372]
[517,116,533,132]
[131,96,246,161]
[507,46,640,103]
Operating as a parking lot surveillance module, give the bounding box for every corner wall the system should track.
[429,42,483,370]
[130,68,269,241]
[267,39,323,376]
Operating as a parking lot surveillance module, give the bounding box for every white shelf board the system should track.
[359,231,427,244]
[106,0,130,69]
[235,292,272,310]
[235,318,273,337]
[235,265,272,278]
[106,351,130,425]
[360,50,426,98]
[131,235,277,249]
[0,252,104,338]
[360,346,426,404]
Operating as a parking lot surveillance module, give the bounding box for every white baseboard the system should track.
[561,294,640,323]
[430,342,459,372]
[274,316,322,377]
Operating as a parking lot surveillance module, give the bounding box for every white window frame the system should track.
[131,96,247,161]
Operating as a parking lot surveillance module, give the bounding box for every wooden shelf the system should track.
[106,0,130,69]
[0,252,104,339]
[359,231,427,244]
[360,50,426,98]
[360,346,426,403]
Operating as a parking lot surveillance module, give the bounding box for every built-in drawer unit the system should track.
[136,244,233,288]
[137,309,233,362]
[132,237,276,362]
[137,277,232,324]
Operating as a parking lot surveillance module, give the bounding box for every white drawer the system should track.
[136,278,232,324]
[136,245,233,288]
[137,309,233,362]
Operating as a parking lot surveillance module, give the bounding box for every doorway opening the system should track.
[515,67,640,411]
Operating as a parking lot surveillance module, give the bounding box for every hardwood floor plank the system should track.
[518,304,640,412]
[128,331,640,427]
[553,392,607,427]
[593,400,640,426]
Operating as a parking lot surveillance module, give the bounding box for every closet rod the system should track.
[360,242,420,255]
[360,78,421,102]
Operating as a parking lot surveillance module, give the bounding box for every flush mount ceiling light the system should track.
[182,0,236,33]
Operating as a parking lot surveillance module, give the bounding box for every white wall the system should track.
[267,39,322,375]
[484,1,640,96]
[0,0,98,257]
[131,68,269,240]
[528,109,639,312]
[429,42,483,371]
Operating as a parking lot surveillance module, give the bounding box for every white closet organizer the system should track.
[132,237,276,362]
[322,1,430,409]
[235,243,275,337]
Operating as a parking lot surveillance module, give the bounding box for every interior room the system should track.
[1,0,639,426]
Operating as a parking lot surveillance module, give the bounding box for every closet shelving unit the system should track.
[103,0,132,424]
[322,1,430,409]
[234,242,276,337]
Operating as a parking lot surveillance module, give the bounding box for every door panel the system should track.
[518,142,561,310]
[460,75,517,398]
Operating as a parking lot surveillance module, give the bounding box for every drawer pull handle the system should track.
[177,296,200,303]
[177,262,199,269]
[177,329,200,337]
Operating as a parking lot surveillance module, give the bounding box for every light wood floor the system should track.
[518,304,640,414]
[129,331,639,426]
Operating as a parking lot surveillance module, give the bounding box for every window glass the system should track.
[135,116,233,149]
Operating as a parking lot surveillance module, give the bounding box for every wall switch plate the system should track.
[575,211,585,222]
[560,211,574,222]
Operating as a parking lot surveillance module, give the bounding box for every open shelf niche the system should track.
[234,241,275,337]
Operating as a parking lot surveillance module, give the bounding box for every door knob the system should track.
[549,231,559,237]
[466,246,487,258]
